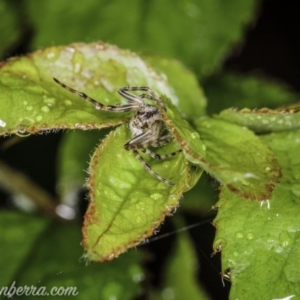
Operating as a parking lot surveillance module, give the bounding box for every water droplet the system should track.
[150,193,163,200]
[247,233,254,240]
[64,100,72,106]
[279,231,293,248]
[213,239,225,252]
[265,166,271,172]
[41,106,50,113]
[163,161,170,169]
[236,232,244,239]
[107,253,115,260]
[36,115,43,121]
[43,96,56,106]
[71,50,85,73]
[43,48,59,61]
[17,118,34,134]
[190,132,199,139]
[0,119,6,127]
[23,101,28,105]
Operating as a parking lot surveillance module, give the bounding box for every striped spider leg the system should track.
[53,78,181,185]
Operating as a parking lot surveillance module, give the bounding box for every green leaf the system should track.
[0,211,50,287]
[26,0,257,78]
[0,42,179,136]
[203,73,299,115]
[159,95,281,200]
[5,214,144,300]
[218,106,300,133]
[213,130,300,299]
[194,118,281,200]
[142,55,207,119]
[82,124,198,262]
[158,95,207,165]
[158,217,209,300]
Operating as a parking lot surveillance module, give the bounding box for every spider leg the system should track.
[53,78,139,112]
[118,86,167,111]
[132,150,175,185]
[140,147,182,160]
[139,94,166,111]
[151,134,173,147]
[124,130,153,150]
[125,131,177,185]
[125,131,181,159]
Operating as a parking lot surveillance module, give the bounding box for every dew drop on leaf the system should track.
[150,193,163,200]
[279,231,293,248]
[190,132,199,139]
[17,118,34,133]
[41,106,50,113]
[64,100,72,106]
[0,119,6,127]
[236,232,244,239]
[43,96,56,106]
[246,233,254,240]
[71,50,85,73]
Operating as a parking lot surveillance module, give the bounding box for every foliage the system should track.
[1,1,299,299]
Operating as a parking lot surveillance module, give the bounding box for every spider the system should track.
[53,78,181,185]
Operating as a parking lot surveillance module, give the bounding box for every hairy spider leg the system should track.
[54,78,178,185]
[125,130,179,184]
[138,133,182,160]
[53,78,140,112]
[151,134,174,147]
[132,150,175,186]
[140,147,182,160]
[118,86,167,111]
[125,131,181,158]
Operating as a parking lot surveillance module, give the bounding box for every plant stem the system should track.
[0,159,58,217]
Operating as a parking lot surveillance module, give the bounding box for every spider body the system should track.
[53,78,180,185]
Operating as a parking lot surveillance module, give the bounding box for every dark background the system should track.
[226,0,300,93]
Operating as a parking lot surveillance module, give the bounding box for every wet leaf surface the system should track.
[213,130,300,299]
[82,125,196,261]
